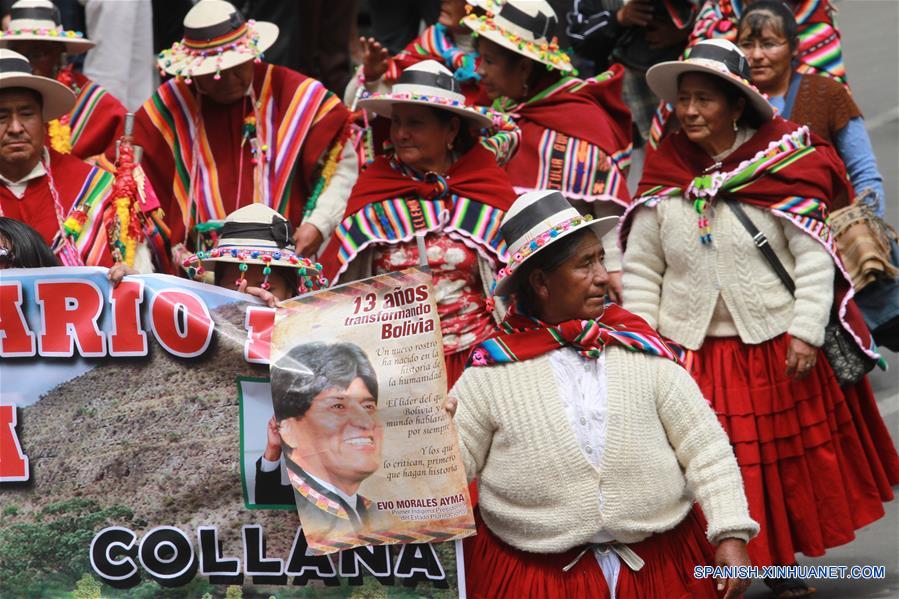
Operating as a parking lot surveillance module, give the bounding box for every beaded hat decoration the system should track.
[462,0,574,73]
[357,60,495,129]
[646,39,775,122]
[0,0,94,54]
[157,0,279,82]
[182,204,327,294]
[0,48,74,120]
[492,190,618,297]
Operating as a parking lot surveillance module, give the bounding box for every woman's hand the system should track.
[714,538,751,599]
[293,223,324,257]
[444,396,458,418]
[607,270,623,304]
[616,0,654,27]
[237,278,280,308]
[785,336,818,380]
[107,263,139,287]
[360,36,390,81]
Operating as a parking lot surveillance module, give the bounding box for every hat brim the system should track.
[160,21,279,77]
[0,73,75,120]
[357,95,494,129]
[645,60,774,122]
[493,215,618,297]
[462,14,574,73]
[0,34,95,54]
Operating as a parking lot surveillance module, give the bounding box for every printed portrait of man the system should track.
[268,341,385,534]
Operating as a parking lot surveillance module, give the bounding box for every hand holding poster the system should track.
[271,268,476,555]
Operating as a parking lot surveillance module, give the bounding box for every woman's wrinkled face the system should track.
[674,73,744,155]
[7,41,63,78]
[390,103,458,172]
[737,20,795,93]
[530,232,609,323]
[476,38,529,101]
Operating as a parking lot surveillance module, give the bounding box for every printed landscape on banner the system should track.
[0,267,466,598]
[270,268,475,555]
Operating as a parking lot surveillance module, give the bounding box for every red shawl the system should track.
[624,118,879,360]
[469,303,684,366]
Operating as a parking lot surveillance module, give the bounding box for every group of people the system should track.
[1,0,897,597]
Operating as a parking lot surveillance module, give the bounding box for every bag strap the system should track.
[724,198,796,296]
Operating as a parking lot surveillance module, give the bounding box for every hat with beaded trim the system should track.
[462,0,574,73]
[181,204,327,294]
[492,190,618,297]
[357,60,494,129]
[646,39,775,122]
[158,0,279,81]
[0,0,94,54]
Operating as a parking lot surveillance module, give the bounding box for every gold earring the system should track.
[447,141,454,150]
[732,120,739,132]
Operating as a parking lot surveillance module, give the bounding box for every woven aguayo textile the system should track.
[133,61,349,246]
[496,64,633,207]
[622,117,882,364]
[49,66,126,160]
[468,303,685,367]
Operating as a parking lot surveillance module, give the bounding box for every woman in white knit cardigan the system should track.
[621,39,899,597]
[449,189,758,598]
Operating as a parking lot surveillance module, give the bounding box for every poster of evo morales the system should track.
[271,267,476,555]
[0,267,467,598]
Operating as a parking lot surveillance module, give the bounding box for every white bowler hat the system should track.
[492,190,618,297]
[0,48,75,120]
[463,0,574,73]
[158,0,279,80]
[357,60,494,129]
[646,39,775,122]
[0,0,94,54]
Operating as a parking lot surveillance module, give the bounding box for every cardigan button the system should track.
[580,416,587,425]
[585,445,593,454]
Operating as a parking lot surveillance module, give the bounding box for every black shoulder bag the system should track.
[725,198,875,386]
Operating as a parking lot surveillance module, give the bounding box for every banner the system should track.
[271,269,475,555]
[0,267,466,598]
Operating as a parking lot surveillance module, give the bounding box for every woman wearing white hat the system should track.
[322,60,518,387]
[448,188,756,598]
[620,39,898,597]
[462,0,634,298]
[131,0,358,266]
[0,0,127,160]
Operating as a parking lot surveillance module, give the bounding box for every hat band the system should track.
[183,10,246,48]
[220,216,291,249]
[501,191,573,243]
[9,5,60,25]
[688,43,750,80]
[498,2,556,39]
[396,69,460,95]
[0,56,32,74]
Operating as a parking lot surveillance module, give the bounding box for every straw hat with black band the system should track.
[0,0,94,54]
[182,204,326,294]
[646,39,775,122]
[462,0,574,73]
[0,48,74,120]
[492,190,618,297]
[357,60,494,129]
[158,0,279,82]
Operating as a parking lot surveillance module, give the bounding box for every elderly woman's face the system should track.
[737,20,794,93]
[390,103,459,173]
[529,232,609,323]
[476,38,530,101]
[194,60,254,105]
[674,73,745,155]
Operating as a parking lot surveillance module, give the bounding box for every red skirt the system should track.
[464,509,723,599]
[689,335,899,567]
[445,350,468,390]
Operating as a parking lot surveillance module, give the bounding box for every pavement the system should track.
[744,1,899,597]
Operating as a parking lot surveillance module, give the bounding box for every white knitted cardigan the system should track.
[451,346,759,554]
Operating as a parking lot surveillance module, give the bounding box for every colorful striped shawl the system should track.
[387,24,480,84]
[48,158,116,266]
[622,119,882,362]
[468,304,685,367]
[141,63,342,228]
